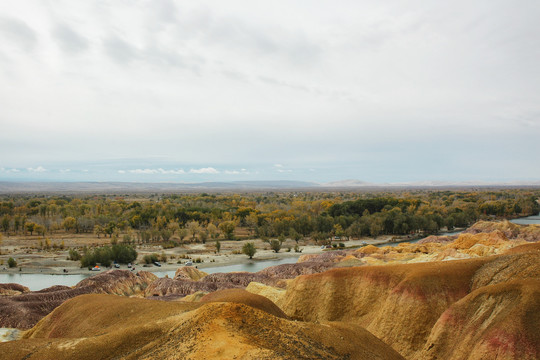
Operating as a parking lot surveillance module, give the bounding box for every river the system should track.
[0,257,300,291]
[3,213,539,291]
[510,212,540,225]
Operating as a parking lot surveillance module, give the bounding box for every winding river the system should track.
[0,257,300,291]
[2,213,539,291]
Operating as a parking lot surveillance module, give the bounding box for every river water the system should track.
[510,212,540,225]
[378,212,540,248]
[0,257,300,291]
[3,213,539,291]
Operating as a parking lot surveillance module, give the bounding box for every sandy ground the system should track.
[0,235,406,276]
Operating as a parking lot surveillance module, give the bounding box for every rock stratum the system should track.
[0,220,539,359]
[0,292,404,360]
[0,270,157,329]
[280,242,540,359]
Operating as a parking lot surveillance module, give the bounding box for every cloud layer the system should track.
[0,1,539,182]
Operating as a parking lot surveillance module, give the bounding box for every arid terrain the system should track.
[0,231,401,275]
[0,219,538,359]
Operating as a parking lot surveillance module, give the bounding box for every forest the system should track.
[0,189,539,245]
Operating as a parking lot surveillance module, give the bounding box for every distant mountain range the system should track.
[0,179,539,194]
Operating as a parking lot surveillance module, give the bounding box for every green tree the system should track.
[270,239,282,253]
[289,228,302,243]
[94,225,104,238]
[8,257,17,268]
[242,242,256,259]
[215,240,221,253]
[1,216,10,233]
[104,222,116,237]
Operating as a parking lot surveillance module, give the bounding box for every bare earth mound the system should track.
[0,293,404,360]
[0,270,156,329]
[280,245,540,359]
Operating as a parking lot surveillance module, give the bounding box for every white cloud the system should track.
[274,164,292,173]
[27,166,47,172]
[129,169,158,174]
[0,1,539,182]
[159,168,185,174]
[59,169,71,173]
[189,167,220,174]
[224,168,250,175]
[126,168,185,175]
[117,170,126,174]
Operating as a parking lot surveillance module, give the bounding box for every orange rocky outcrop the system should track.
[1,293,405,360]
[280,245,540,359]
[464,220,540,242]
[420,279,540,360]
[173,266,208,280]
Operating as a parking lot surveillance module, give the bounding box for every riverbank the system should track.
[0,236,398,276]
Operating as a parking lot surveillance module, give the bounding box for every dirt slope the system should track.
[420,279,540,360]
[280,246,540,359]
[0,270,156,329]
[1,293,404,360]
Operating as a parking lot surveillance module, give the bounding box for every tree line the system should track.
[0,189,538,244]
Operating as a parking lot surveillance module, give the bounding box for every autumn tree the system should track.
[219,221,236,240]
[62,217,78,233]
[94,225,104,238]
[178,228,188,242]
[25,222,36,236]
[207,223,218,239]
[34,224,46,237]
[186,221,200,242]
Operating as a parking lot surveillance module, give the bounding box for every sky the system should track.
[1,0,539,184]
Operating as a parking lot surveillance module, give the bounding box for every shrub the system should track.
[143,254,159,264]
[162,241,179,249]
[339,243,345,248]
[68,249,81,261]
[80,244,137,267]
[111,244,138,264]
[242,242,256,259]
[7,257,17,268]
[270,239,282,253]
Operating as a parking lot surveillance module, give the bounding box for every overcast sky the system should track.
[1,0,539,183]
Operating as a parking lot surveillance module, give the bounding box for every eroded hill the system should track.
[0,292,404,360]
[0,221,539,359]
